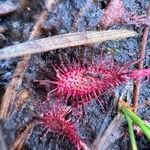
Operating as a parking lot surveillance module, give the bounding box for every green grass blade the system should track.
[119,101,150,140]
[125,114,138,150]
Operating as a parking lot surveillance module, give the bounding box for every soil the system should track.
[0,0,150,150]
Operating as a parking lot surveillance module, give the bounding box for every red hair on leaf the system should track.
[38,105,88,150]
[34,53,150,109]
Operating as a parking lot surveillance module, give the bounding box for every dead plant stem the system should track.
[133,4,150,112]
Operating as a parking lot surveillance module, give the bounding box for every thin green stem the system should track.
[125,114,138,150]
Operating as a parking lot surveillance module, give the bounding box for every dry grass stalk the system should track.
[0,0,58,119]
[91,113,124,150]
[11,122,35,150]
[15,89,31,111]
[133,5,150,112]
[0,29,137,60]
[0,55,31,119]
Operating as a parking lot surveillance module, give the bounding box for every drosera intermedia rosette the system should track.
[34,52,150,109]
[36,104,89,150]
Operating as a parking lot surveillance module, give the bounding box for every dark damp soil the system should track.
[0,0,150,150]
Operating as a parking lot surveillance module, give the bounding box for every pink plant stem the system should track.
[130,69,150,79]
[133,5,150,112]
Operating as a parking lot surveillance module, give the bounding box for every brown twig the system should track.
[0,54,31,119]
[0,11,46,119]
[0,0,58,120]
[133,5,150,112]
[91,113,124,150]
[0,29,137,60]
[11,122,35,150]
